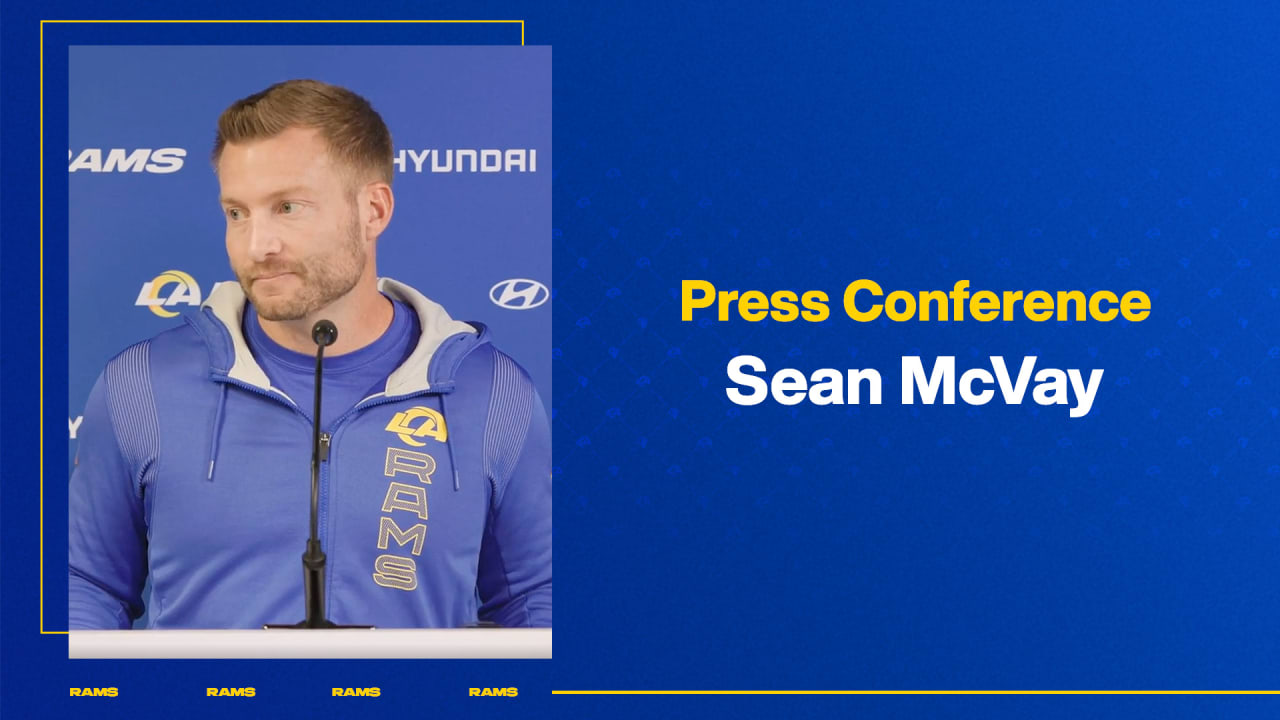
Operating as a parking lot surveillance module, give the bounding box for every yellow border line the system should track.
[40,18,52,636]
[553,690,1280,695]
[40,19,525,45]
[40,18,524,637]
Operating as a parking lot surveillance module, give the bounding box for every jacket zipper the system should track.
[318,429,332,610]
[215,376,335,559]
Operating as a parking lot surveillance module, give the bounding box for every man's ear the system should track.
[359,181,395,241]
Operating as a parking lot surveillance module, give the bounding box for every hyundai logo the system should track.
[490,279,550,310]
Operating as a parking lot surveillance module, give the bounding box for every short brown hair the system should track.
[212,79,393,185]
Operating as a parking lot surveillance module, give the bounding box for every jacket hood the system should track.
[188,277,483,398]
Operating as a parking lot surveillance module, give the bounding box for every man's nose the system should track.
[245,217,283,261]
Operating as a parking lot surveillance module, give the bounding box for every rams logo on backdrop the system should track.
[136,270,202,318]
[68,148,186,173]
[386,407,448,446]
[490,279,549,310]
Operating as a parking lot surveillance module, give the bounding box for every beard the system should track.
[236,212,366,322]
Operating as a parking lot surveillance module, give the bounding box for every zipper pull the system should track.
[319,432,331,462]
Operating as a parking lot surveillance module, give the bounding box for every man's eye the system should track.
[226,208,243,220]
[280,202,296,214]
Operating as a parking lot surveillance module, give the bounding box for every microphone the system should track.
[312,319,338,348]
[265,320,371,630]
[300,320,334,628]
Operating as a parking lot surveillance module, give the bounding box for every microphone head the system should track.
[311,320,338,347]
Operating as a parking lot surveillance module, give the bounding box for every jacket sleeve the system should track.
[476,353,552,627]
[68,358,152,629]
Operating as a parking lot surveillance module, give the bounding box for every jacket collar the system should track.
[192,277,480,396]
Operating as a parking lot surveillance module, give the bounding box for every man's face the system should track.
[218,126,367,322]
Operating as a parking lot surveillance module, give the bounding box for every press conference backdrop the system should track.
[68,45,551,476]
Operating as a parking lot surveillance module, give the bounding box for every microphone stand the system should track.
[266,320,372,630]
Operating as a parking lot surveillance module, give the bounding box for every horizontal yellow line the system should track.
[552,690,1280,695]
[41,19,522,23]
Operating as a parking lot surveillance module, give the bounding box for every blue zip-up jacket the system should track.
[69,278,551,629]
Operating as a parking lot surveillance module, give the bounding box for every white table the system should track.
[69,628,552,659]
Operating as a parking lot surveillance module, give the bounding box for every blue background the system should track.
[4,2,1280,719]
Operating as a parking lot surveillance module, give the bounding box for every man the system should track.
[68,79,551,629]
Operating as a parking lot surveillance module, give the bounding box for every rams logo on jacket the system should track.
[386,406,447,445]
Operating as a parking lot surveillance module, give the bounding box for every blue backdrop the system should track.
[68,44,550,462]
[4,3,1280,719]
